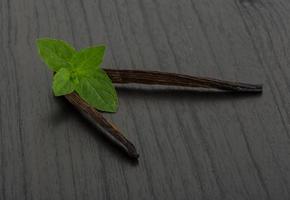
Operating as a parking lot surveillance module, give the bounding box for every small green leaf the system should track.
[52,68,75,96]
[70,45,105,69]
[37,38,76,71]
[75,68,118,112]
[36,38,118,113]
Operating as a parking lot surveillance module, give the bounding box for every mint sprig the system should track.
[36,38,118,113]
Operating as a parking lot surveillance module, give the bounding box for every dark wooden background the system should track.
[1,0,290,199]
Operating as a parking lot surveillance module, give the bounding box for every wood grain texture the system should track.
[0,0,290,199]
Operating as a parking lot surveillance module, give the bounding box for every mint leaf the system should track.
[37,38,76,71]
[53,68,75,96]
[70,46,105,69]
[36,38,118,113]
[75,68,118,112]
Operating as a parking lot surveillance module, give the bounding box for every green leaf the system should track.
[36,38,118,113]
[70,45,105,69]
[37,38,76,71]
[52,68,75,96]
[75,68,118,112]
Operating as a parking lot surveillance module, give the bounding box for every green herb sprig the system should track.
[36,38,118,113]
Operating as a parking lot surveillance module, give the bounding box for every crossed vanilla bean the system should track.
[64,69,262,159]
[65,92,139,159]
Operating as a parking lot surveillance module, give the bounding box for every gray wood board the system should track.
[0,0,290,199]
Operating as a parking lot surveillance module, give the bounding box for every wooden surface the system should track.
[1,0,290,199]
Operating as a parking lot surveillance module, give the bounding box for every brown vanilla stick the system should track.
[65,92,139,159]
[104,69,262,93]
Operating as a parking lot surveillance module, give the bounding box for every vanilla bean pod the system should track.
[65,92,139,159]
[104,68,262,93]
[62,68,262,159]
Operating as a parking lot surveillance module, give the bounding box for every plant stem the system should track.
[65,92,139,159]
[104,69,263,93]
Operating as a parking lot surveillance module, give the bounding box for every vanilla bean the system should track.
[104,69,262,93]
[59,68,261,159]
[65,92,139,159]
